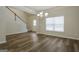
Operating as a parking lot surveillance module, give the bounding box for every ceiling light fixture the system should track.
[37,14,40,16]
[37,11,48,17]
[45,13,48,16]
[40,11,43,15]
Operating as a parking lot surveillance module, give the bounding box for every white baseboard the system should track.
[0,36,7,44]
[6,31,28,36]
[37,32,79,40]
[0,40,6,44]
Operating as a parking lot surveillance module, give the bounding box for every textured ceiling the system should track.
[9,6,56,14]
[25,6,56,11]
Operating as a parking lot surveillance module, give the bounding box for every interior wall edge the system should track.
[6,31,28,36]
[37,32,79,40]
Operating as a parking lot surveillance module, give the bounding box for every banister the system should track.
[6,6,24,21]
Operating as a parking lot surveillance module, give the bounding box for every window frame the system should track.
[33,19,37,26]
[45,16,64,32]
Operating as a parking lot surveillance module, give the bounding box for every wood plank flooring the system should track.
[1,32,79,52]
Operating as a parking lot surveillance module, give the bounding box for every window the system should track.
[46,16,64,32]
[33,20,36,26]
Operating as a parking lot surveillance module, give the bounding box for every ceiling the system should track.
[9,6,55,14]
[25,6,55,11]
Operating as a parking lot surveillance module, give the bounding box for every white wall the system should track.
[6,15,27,35]
[0,7,29,43]
[30,6,79,40]
[9,7,32,31]
[0,19,6,43]
[0,7,7,43]
[44,6,79,39]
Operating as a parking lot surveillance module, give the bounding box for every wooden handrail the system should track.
[6,6,23,21]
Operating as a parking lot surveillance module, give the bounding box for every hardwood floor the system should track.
[1,32,79,52]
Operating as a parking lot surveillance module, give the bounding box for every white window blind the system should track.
[46,16,64,32]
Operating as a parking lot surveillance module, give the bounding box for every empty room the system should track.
[0,6,79,52]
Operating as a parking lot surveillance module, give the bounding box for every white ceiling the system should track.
[8,6,36,14]
[9,6,55,14]
[25,6,55,11]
